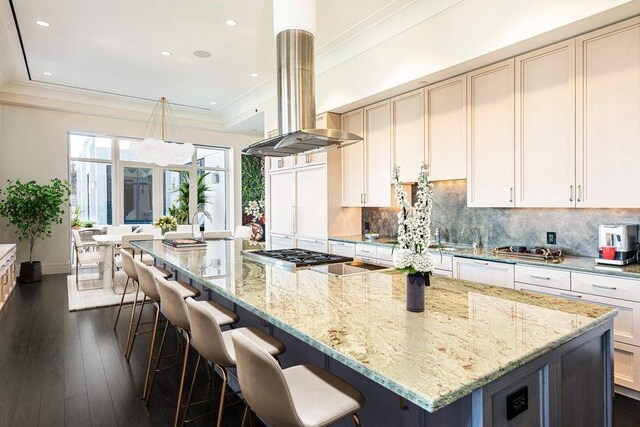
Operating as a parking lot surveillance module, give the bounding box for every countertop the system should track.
[0,244,16,260]
[330,235,640,280]
[133,239,615,412]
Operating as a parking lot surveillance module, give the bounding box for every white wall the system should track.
[0,103,257,273]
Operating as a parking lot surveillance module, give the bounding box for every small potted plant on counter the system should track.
[154,215,177,235]
[392,163,435,312]
[0,178,71,283]
[70,206,83,229]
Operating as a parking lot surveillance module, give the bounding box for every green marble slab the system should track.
[133,239,615,412]
[330,235,640,280]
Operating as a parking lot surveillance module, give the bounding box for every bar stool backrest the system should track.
[120,249,138,281]
[185,298,233,366]
[106,225,133,235]
[133,259,161,302]
[232,333,301,426]
[121,233,154,255]
[203,230,232,239]
[156,277,191,331]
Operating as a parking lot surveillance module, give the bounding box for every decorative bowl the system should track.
[364,233,380,240]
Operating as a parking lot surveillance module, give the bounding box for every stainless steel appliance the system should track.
[242,249,352,269]
[596,224,639,266]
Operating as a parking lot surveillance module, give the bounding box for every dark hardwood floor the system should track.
[0,273,639,426]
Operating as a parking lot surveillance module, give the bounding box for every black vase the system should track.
[20,261,42,283]
[406,272,429,312]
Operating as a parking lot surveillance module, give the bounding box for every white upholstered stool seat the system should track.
[220,327,285,364]
[198,300,239,327]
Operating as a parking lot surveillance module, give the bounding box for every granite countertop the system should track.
[133,239,615,412]
[330,235,640,280]
[0,244,16,259]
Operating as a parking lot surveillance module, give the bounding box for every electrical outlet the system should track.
[364,221,371,232]
[547,232,557,245]
[506,386,528,420]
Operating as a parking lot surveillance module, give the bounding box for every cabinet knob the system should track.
[577,185,582,202]
[509,187,513,203]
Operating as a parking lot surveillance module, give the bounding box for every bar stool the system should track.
[233,333,365,427]
[152,277,239,426]
[183,297,286,427]
[114,250,170,353]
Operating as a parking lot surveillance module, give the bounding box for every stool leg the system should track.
[216,366,227,427]
[181,353,201,427]
[145,319,169,406]
[173,333,191,427]
[125,296,147,361]
[241,404,249,427]
[123,283,141,356]
[113,277,131,330]
[352,413,361,426]
[142,304,161,401]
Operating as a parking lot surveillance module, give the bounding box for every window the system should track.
[69,134,113,225]
[68,133,230,229]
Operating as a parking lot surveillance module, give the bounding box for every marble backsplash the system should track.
[362,180,640,257]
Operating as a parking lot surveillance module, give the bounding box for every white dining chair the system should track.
[72,229,104,291]
[204,230,233,239]
[106,225,133,235]
[234,226,253,239]
[136,225,163,237]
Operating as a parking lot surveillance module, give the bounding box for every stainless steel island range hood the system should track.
[242,2,362,158]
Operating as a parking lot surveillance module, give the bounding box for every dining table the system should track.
[92,235,126,290]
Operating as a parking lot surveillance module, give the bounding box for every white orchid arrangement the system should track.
[392,162,435,276]
[244,200,265,223]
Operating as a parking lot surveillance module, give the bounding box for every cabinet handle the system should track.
[364,193,367,204]
[569,185,573,202]
[560,292,582,299]
[577,185,582,202]
[360,249,372,254]
[305,154,311,164]
[473,261,489,266]
[509,187,513,203]
[531,275,551,280]
[277,159,283,168]
[360,193,364,204]
[290,206,296,233]
[591,284,617,290]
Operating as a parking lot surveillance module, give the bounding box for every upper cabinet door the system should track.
[341,109,365,207]
[466,59,515,208]
[515,40,576,208]
[425,76,467,181]
[268,170,295,235]
[295,166,328,239]
[576,17,640,208]
[364,100,393,207]
[391,89,424,181]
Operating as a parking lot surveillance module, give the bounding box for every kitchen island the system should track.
[134,239,616,426]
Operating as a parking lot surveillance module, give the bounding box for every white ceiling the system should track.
[10,0,403,122]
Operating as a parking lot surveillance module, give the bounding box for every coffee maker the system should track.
[596,224,639,265]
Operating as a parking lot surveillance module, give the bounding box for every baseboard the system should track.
[615,385,640,401]
[16,262,70,276]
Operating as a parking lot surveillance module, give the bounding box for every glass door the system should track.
[122,166,154,225]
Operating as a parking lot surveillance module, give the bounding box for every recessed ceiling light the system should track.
[35,20,50,27]
[210,101,217,105]
[250,73,259,77]
[225,19,238,26]
[160,51,172,56]
[42,71,52,76]
[193,50,211,58]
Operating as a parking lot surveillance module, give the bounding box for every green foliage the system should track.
[82,221,94,228]
[0,178,71,262]
[169,172,211,224]
[241,155,264,211]
[71,206,83,228]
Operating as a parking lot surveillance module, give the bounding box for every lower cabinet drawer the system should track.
[432,254,453,271]
[295,238,327,253]
[433,269,453,278]
[515,283,640,347]
[329,241,356,258]
[614,342,640,392]
[572,272,640,303]
[453,258,515,289]
[376,246,394,262]
[355,244,377,258]
[515,265,571,290]
[270,234,295,249]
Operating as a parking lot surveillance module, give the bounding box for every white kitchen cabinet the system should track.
[571,272,640,303]
[355,244,377,258]
[425,76,466,181]
[364,100,393,207]
[391,89,424,180]
[270,233,295,250]
[614,341,640,392]
[515,40,576,208]
[295,166,327,239]
[295,237,327,253]
[453,257,515,288]
[576,17,640,208]
[515,265,571,291]
[268,170,295,236]
[329,241,356,258]
[466,59,515,208]
[341,109,365,207]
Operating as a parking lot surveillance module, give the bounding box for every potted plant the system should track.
[0,178,71,283]
[154,215,177,235]
[392,163,435,312]
[82,220,95,228]
[71,206,83,229]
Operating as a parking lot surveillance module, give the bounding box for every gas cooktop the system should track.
[242,248,353,269]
